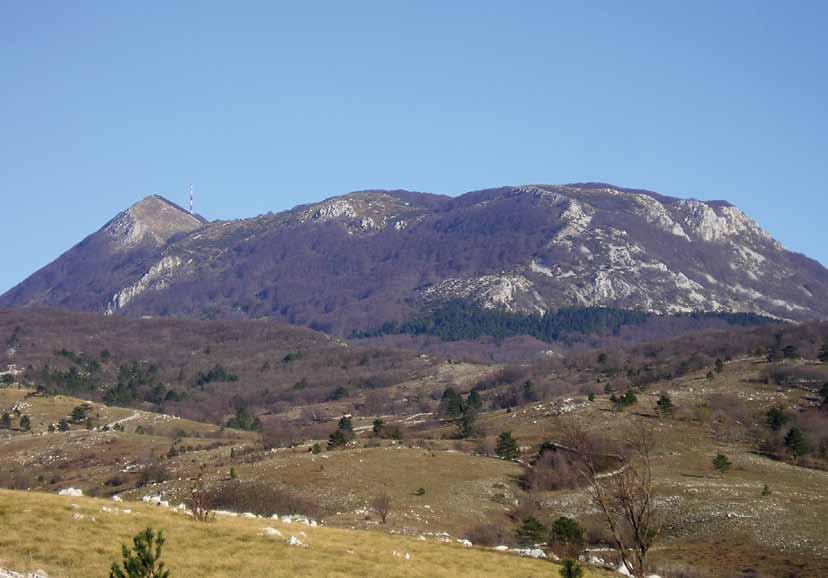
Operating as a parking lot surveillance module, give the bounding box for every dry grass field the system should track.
[2,353,828,577]
[0,489,611,578]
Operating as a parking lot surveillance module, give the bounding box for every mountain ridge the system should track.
[2,183,827,332]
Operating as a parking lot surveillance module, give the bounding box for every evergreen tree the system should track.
[549,516,585,558]
[714,358,724,374]
[454,409,477,439]
[782,345,800,360]
[656,393,673,417]
[372,418,385,435]
[225,406,261,431]
[766,406,789,432]
[70,404,88,424]
[19,415,31,431]
[0,413,10,429]
[467,390,483,411]
[327,429,348,450]
[495,431,520,460]
[559,560,584,578]
[441,388,465,418]
[109,527,170,578]
[613,389,638,411]
[337,415,354,439]
[712,454,731,474]
[515,516,547,547]
[819,342,828,363]
[784,426,809,458]
[58,418,70,432]
[820,383,828,407]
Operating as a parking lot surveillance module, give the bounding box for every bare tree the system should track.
[578,425,660,577]
[371,491,392,524]
[188,465,215,523]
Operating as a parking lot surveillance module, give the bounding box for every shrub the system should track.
[371,491,392,524]
[140,462,170,487]
[207,480,321,519]
[109,527,170,578]
[464,522,509,547]
[19,415,31,431]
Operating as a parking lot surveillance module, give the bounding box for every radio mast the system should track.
[189,183,194,214]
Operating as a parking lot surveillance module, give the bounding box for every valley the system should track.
[1,310,827,577]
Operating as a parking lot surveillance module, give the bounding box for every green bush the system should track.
[109,527,170,578]
[559,560,583,578]
[712,454,731,474]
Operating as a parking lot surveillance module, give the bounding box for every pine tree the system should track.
[559,560,584,578]
[441,388,465,418]
[327,429,348,450]
[784,426,809,458]
[515,516,547,547]
[656,393,673,417]
[19,415,31,431]
[0,413,10,429]
[467,390,483,411]
[819,342,828,363]
[549,516,585,558]
[70,404,88,424]
[337,415,354,438]
[454,410,477,439]
[714,358,724,373]
[372,418,385,435]
[109,528,170,578]
[712,454,731,474]
[495,431,520,460]
[766,406,789,432]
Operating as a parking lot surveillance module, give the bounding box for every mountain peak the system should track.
[2,183,826,325]
[104,194,205,250]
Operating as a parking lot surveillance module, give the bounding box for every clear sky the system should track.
[1,1,827,294]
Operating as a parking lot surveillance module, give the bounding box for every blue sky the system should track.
[1,1,826,293]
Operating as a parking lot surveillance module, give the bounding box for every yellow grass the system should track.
[0,489,609,578]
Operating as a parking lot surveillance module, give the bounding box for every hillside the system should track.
[2,320,828,577]
[0,308,446,424]
[0,489,607,578]
[3,184,827,335]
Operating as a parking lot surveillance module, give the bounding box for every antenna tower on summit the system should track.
[189,183,194,214]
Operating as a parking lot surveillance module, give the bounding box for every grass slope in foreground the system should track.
[0,489,609,578]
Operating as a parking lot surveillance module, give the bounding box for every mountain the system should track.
[3,184,827,333]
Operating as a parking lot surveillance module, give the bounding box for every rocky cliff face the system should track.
[2,184,826,332]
